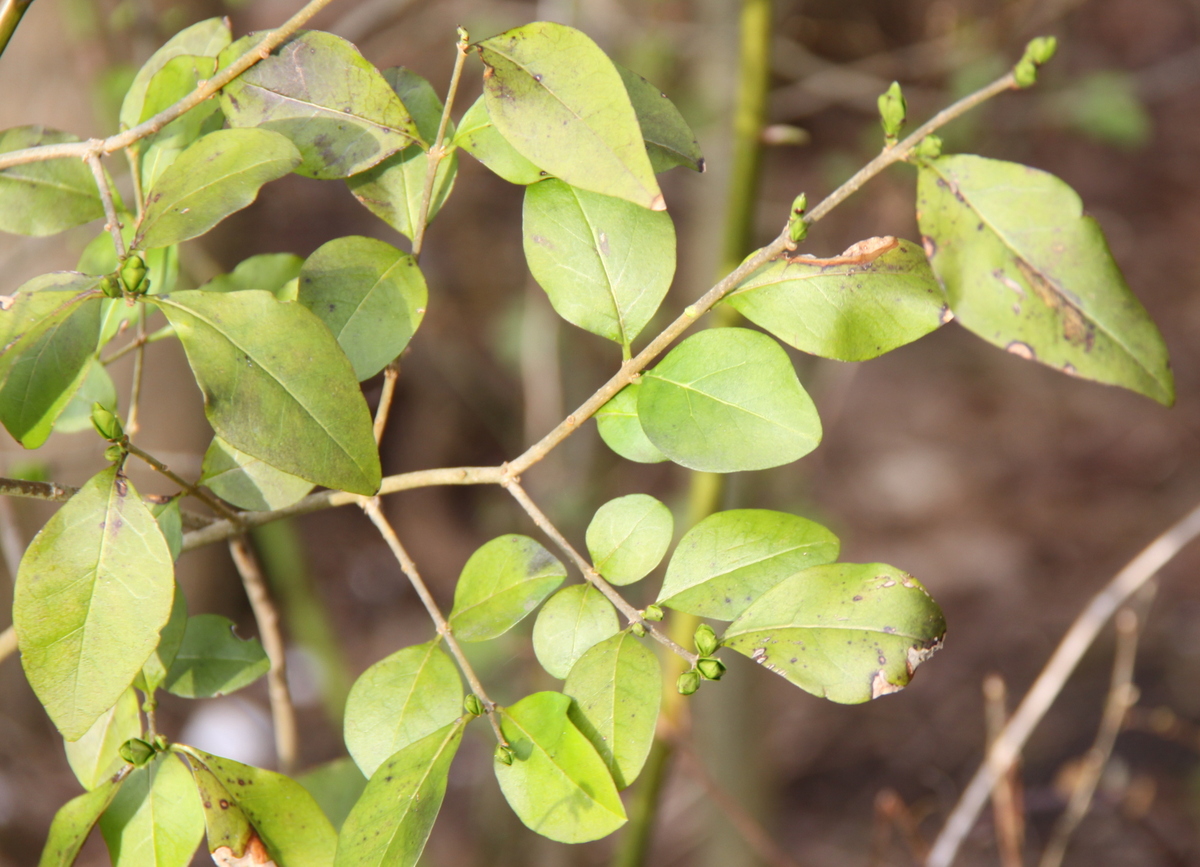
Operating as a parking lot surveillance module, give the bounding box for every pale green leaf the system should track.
[452,95,544,185]
[595,383,667,463]
[53,360,118,435]
[120,17,231,131]
[219,31,422,179]
[0,127,103,236]
[163,614,270,699]
[448,535,566,641]
[137,582,187,693]
[65,687,141,790]
[479,23,664,210]
[659,509,840,620]
[586,493,673,586]
[494,691,626,842]
[343,640,462,777]
[532,585,619,679]
[297,758,366,832]
[615,65,704,173]
[37,776,124,867]
[917,154,1173,404]
[523,178,675,346]
[136,54,222,191]
[298,236,428,380]
[563,631,661,789]
[197,253,303,300]
[723,562,946,704]
[99,754,205,867]
[200,436,314,512]
[136,129,302,249]
[638,328,822,473]
[14,466,175,739]
[334,720,464,867]
[183,756,252,857]
[148,290,381,495]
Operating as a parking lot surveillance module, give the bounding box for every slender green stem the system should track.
[125,440,240,521]
[100,323,174,365]
[0,0,341,171]
[85,151,127,261]
[361,497,508,745]
[0,0,33,60]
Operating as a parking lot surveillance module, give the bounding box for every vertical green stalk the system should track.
[612,2,773,865]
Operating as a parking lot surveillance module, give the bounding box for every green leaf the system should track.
[14,466,175,739]
[452,95,544,185]
[65,687,141,790]
[722,562,946,704]
[0,274,103,448]
[219,31,422,179]
[297,236,428,380]
[0,126,103,236]
[148,289,381,495]
[595,383,667,463]
[726,237,948,361]
[615,65,704,173]
[53,360,119,435]
[523,178,676,347]
[494,691,626,842]
[200,436,314,512]
[149,500,184,563]
[136,55,223,191]
[343,640,462,777]
[479,23,664,210]
[99,754,205,867]
[198,253,304,300]
[448,535,566,641]
[37,776,124,867]
[586,493,673,586]
[186,749,338,867]
[136,129,302,249]
[345,68,457,240]
[532,585,619,679]
[658,509,840,620]
[297,758,366,832]
[334,720,464,867]
[183,756,253,858]
[163,614,270,699]
[917,154,1173,405]
[119,17,231,132]
[137,582,188,693]
[638,327,822,473]
[563,631,661,789]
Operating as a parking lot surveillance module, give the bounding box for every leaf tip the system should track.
[649,193,667,211]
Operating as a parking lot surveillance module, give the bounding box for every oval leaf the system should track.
[448,535,566,641]
[532,585,619,679]
[137,582,188,693]
[0,127,103,236]
[200,436,314,512]
[723,563,946,704]
[298,236,428,380]
[37,776,124,867]
[136,128,302,249]
[563,631,661,789]
[64,687,141,791]
[120,17,231,131]
[219,31,422,179]
[586,493,673,586]
[163,614,270,699]
[452,95,544,185]
[184,757,252,857]
[659,509,840,620]
[727,237,947,361]
[595,383,667,463]
[136,54,223,191]
[343,640,462,778]
[479,22,664,210]
[334,720,464,867]
[615,65,704,173]
[14,466,175,739]
[638,327,822,473]
[198,253,304,300]
[494,691,626,842]
[99,754,205,867]
[148,289,381,495]
[917,154,1173,405]
[524,178,675,346]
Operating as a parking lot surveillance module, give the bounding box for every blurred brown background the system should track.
[3,0,1200,865]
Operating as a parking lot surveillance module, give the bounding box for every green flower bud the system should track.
[788,193,808,243]
[1014,36,1057,88]
[630,622,646,637]
[643,604,664,622]
[104,444,125,463]
[464,694,485,717]
[120,254,147,295]
[495,744,515,765]
[91,403,124,442]
[99,275,122,299]
[696,657,726,681]
[693,623,719,657]
[152,734,169,752]
[910,135,943,162]
[119,737,156,767]
[677,669,701,695]
[877,81,907,142]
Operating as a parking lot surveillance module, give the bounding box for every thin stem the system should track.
[502,479,697,665]
[100,323,174,365]
[229,535,298,773]
[983,674,1024,867]
[125,440,239,521]
[126,306,147,435]
[926,499,1200,867]
[410,28,469,258]
[0,477,77,502]
[0,0,341,171]
[0,625,15,666]
[361,497,507,745]
[373,361,400,445]
[1038,608,1141,867]
[85,151,126,261]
